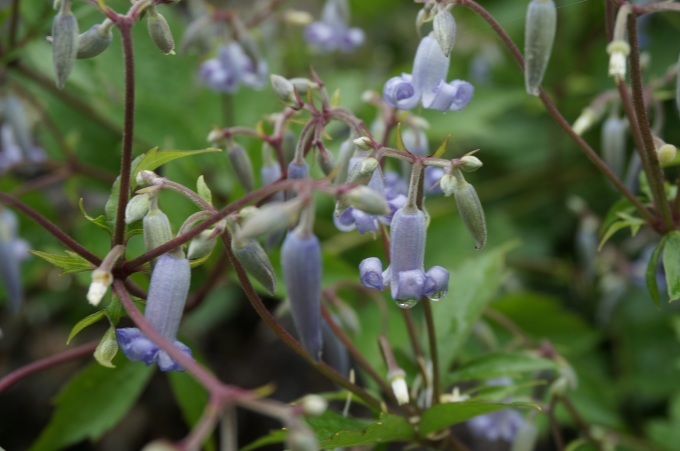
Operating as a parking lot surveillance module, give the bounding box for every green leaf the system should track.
[663,231,680,302]
[29,249,95,274]
[431,134,450,159]
[450,352,557,382]
[598,219,641,251]
[418,401,538,437]
[599,198,635,237]
[93,326,118,368]
[313,412,414,448]
[167,371,215,451]
[130,147,222,191]
[196,175,212,205]
[67,310,106,344]
[30,358,154,451]
[79,198,112,236]
[646,237,668,307]
[435,243,514,371]
[241,429,287,451]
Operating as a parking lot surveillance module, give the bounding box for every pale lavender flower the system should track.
[468,409,525,442]
[0,209,29,311]
[281,228,323,360]
[305,0,364,53]
[117,253,193,372]
[382,34,474,112]
[199,42,267,93]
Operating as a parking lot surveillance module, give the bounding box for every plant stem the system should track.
[421,298,441,405]
[113,21,136,246]
[456,0,655,227]
[626,15,674,231]
[559,396,604,450]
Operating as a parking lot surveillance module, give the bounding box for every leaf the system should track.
[450,352,557,382]
[418,401,538,437]
[79,198,112,236]
[30,358,154,451]
[167,370,215,451]
[130,146,222,190]
[431,134,450,159]
[395,123,405,151]
[93,326,118,368]
[241,429,287,451]
[67,310,106,344]
[196,175,212,205]
[435,243,514,371]
[646,237,668,307]
[599,198,635,237]
[313,412,414,448]
[598,219,639,251]
[29,249,95,274]
[663,231,680,302]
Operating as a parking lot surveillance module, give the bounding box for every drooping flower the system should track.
[382,34,474,112]
[0,96,47,173]
[199,42,267,93]
[116,253,193,372]
[305,0,364,53]
[467,409,525,442]
[0,209,29,311]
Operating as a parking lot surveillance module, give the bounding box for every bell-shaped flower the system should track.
[0,209,29,311]
[116,253,193,372]
[305,0,364,53]
[359,206,449,308]
[468,409,525,442]
[199,42,267,93]
[382,34,474,112]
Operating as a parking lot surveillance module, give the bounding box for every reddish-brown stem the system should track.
[0,192,101,265]
[0,341,98,394]
[421,298,441,405]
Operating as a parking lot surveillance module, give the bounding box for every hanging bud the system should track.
[388,369,410,405]
[345,156,379,185]
[226,143,255,192]
[433,8,456,57]
[125,193,151,224]
[288,160,309,181]
[451,171,486,249]
[459,155,483,172]
[187,229,217,260]
[286,420,319,451]
[317,149,335,176]
[52,1,79,89]
[75,21,113,59]
[601,116,627,178]
[235,200,301,242]
[676,52,680,119]
[658,143,677,163]
[0,209,28,311]
[289,78,319,95]
[231,238,277,294]
[87,268,113,306]
[147,7,175,55]
[143,206,174,258]
[270,74,296,104]
[282,227,323,361]
[339,186,390,216]
[524,0,557,96]
[353,136,374,150]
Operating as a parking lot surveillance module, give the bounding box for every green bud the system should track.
[353,136,374,150]
[317,149,335,176]
[459,155,483,172]
[289,77,319,95]
[270,74,296,103]
[143,207,174,257]
[282,131,297,163]
[227,143,255,192]
[451,173,486,249]
[658,143,677,163]
[125,193,151,224]
[232,238,276,294]
[147,7,175,55]
[76,22,112,59]
[52,9,79,89]
[235,201,300,242]
[346,157,378,185]
[187,229,216,260]
[524,0,556,96]
[433,8,456,57]
[339,186,389,216]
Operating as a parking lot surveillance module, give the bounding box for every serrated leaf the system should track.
[395,123,405,151]
[29,250,95,274]
[94,326,118,368]
[312,412,414,448]
[450,352,557,382]
[30,358,154,451]
[663,231,680,302]
[67,310,106,344]
[168,370,215,451]
[78,198,112,236]
[646,237,668,307]
[418,401,538,437]
[196,175,212,205]
[431,134,450,159]
[130,147,222,190]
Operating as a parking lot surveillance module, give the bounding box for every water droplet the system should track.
[427,290,447,302]
[394,298,418,309]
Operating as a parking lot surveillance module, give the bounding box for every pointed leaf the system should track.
[598,220,632,251]
[431,134,450,159]
[29,250,95,274]
[79,198,112,236]
[450,352,557,382]
[130,147,222,190]
[314,412,414,448]
[30,358,154,451]
[663,231,680,302]
[646,236,667,307]
[67,310,106,344]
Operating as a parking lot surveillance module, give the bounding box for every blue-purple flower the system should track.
[382,34,473,112]
[359,206,449,308]
[0,209,29,311]
[467,408,525,442]
[199,42,267,93]
[117,253,193,372]
[305,0,364,53]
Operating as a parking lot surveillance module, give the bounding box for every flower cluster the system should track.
[305,0,364,53]
[382,34,474,112]
[199,42,267,93]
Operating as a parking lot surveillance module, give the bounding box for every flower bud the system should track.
[282,131,297,163]
[125,193,151,224]
[270,74,296,103]
[147,7,175,55]
[607,40,630,81]
[187,229,216,260]
[459,155,483,172]
[87,268,113,306]
[676,52,680,119]
[345,156,378,185]
[235,201,300,242]
[524,0,556,96]
[52,8,79,89]
[232,238,277,294]
[452,176,487,249]
[433,8,456,57]
[353,136,374,150]
[282,228,323,361]
[658,143,677,163]
[317,149,335,176]
[75,22,112,59]
[299,395,328,416]
[572,106,602,136]
[339,186,390,216]
[289,77,319,95]
[227,143,255,192]
[288,160,309,180]
[143,207,174,257]
[388,369,409,405]
[601,116,627,177]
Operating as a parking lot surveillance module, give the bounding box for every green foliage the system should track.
[129,146,222,191]
[28,249,95,274]
[311,411,414,448]
[450,352,557,382]
[67,310,106,344]
[663,231,680,302]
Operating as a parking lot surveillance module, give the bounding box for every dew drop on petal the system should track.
[394,298,419,309]
[427,289,447,302]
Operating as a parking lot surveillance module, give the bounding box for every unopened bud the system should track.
[76,22,112,59]
[187,229,216,260]
[299,395,328,416]
[136,170,163,187]
[339,186,389,216]
[451,173,487,249]
[433,8,456,57]
[353,136,374,150]
[388,369,409,405]
[284,10,314,25]
[52,8,79,89]
[289,77,319,95]
[87,268,113,306]
[657,143,677,163]
[459,155,483,172]
[206,128,224,144]
[235,201,300,242]
[317,149,335,176]
[125,193,151,224]
[334,138,355,184]
[524,0,557,96]
[227,143,255,192]
[346,157,378,185]
[607,40,630,81]
[270,74,296,103]
[232,238,277,294]
[287,421,319,451]
[282,131,297,163]
[143,208,174,257]
[147,7,175,55]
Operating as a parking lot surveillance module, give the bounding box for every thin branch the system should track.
[421,298,441,405]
